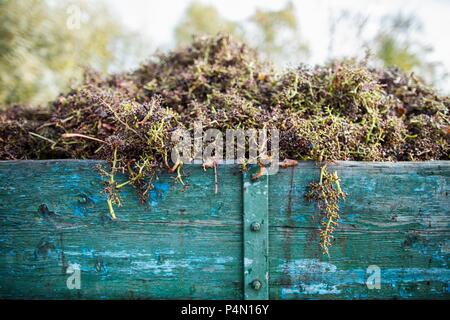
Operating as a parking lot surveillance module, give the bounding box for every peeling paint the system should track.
[277,259,337,275]
[0,161,449,299]
[281,284,341,296]
[244,258,253,267]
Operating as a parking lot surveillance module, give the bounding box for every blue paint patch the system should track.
[91,194,103,204]
[149,182,170,207]
[154,182,170,192]
[73,206,85,218]
[210,202,224,216]
[79,264,93,272]
[293,215,306,223]
[342,213,359,223]
[81,247,95,257]
[65,174,81,189]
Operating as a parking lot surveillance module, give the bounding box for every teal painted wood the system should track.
[0,160,449,300]
[269,162,450,299]
[242,165,269,300]
[0,160,243,299]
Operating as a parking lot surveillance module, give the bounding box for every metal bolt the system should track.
[78,194,88,204]
[250,222,261,232]
[251,279,262,291]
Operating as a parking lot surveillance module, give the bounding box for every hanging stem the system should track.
[305,165,346,256]
[61,133,106,144]
[29,132,56,145]
[213,163,218,194]
[105,146,119,220]
[319,164,326,185]
[176,162,185,186]
[107,198,116,220]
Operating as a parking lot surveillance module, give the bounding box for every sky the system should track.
[107,0,450,88]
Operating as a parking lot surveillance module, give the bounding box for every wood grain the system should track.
[269,161,450,299]
[0,161,243,299]
[0,160,448,299]
[243,165,269,300]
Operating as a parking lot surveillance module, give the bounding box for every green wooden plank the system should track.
[0,160,243,299]
[269,161,450,299]
[242,165,269,300]
[0,160,449,300]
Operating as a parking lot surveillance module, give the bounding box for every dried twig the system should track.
[61,133,106,144]
[29,132,56,145]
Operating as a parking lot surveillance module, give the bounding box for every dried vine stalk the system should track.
[305,165,346,255]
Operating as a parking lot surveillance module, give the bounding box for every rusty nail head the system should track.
[250,222,261,232]
[251,279,262,291]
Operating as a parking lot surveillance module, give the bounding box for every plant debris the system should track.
[2,36,448,163]
[305,165,346,255]
[0,35,449,253]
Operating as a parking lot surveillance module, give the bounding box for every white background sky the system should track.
[108,0,450,88]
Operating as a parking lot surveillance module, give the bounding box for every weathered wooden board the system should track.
[269,162,450,299]
[0,160,449,299]
[0,161,243,299]
[243,165,269,300]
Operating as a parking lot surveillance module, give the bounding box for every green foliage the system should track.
[250,1,309,62]
[328,11,446,88]
[305,166,346,255]
[2,35,448,164]
[376,35,420,72]
[0,0,148,106]
[174,1,309,66]
[374,14,423,73]
[175,2,242,45]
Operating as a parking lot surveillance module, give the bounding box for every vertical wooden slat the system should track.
[242,165,269,300]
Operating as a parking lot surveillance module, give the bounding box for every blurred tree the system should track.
[174,1,309,66]
[0,0,149,106]
[373,13,446,87]
[327,11,447,89]
[374,14,422,72]
[375,36,421,71]
[175,2,242,45]
[249,1,309,63]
